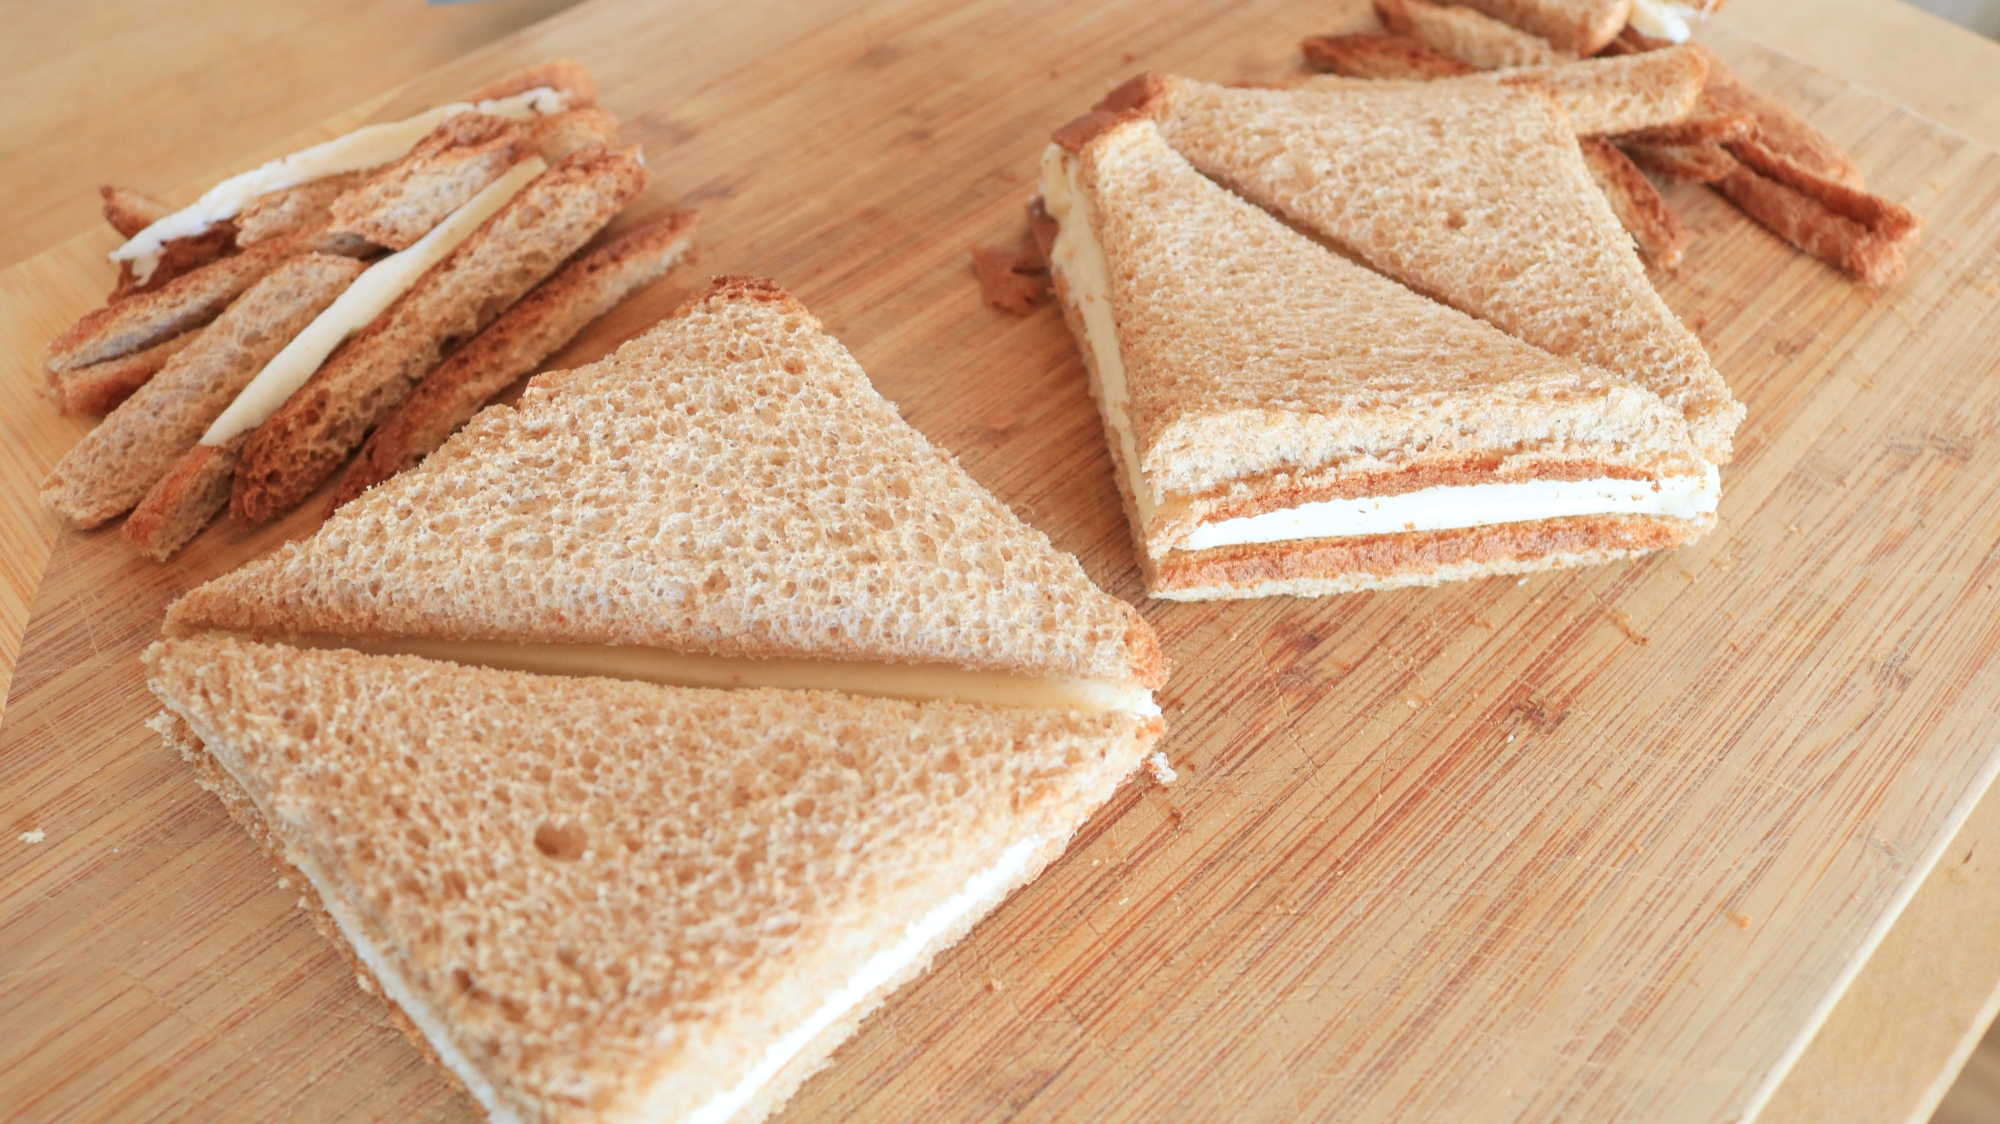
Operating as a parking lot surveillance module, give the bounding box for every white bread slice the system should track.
[1116,74,1743,466]
[1042,115,1711,599]
[167,277,1165,695]
[145,634,1160,1124]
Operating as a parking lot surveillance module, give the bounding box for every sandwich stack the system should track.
[148,277,1168,1123]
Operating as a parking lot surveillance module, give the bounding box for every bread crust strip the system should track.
[1452,0,1633,56]
[1713,153,1909,286]
[235,172,367,247]
[1623,139,1733,183]
[1580,136,1687,268]
[329,113,528,251]
[1496,45,1705,135]
[52,328,201,416]
[464,58,597,108]
[527,107,622,163]
[1375,0,1575,70]
[1302,33,1476,78]
[101,186,171,238]
[45,221,370,375]
[329,209,697,511]
[125,436,247,561]
[231,144,652,525]
[40,253,366,528]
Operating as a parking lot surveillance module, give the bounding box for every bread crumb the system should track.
[987,977,1005,993]
[277,876,292,890]
[356,973,375,994]
[1144,751,1177,785]
[19,829,45,844]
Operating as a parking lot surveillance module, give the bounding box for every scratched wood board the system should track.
[3,0,2000,1120]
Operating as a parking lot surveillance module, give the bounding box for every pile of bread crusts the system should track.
[38,59,697,561]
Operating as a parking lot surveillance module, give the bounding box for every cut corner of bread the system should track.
[1125,73,1742,469]
[1039,113,1719,601]
[164,274,1165,714]
[145,633,1161,1124]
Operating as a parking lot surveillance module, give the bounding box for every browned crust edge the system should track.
[1301,32,1477,78]
[1151,512,1700,596]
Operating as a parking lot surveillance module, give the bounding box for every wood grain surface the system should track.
[4,1,2000,1121]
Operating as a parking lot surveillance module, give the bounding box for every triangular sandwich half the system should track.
[168,276,1165,714]
[146,635,1156,1124]
[1040,114,1714,600]
[1105,74,1743,467]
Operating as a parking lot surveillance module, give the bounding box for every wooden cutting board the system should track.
[5,0,2000,1120]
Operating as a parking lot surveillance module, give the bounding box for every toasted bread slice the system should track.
[173,277,1166,694]
[146,634,1159,1124]
[124,436,247,561]
[329,113,528,250]
[235,171,367,246]
[51,328,200,415]
[1041,115,1711,597]
[40,254,365,528]
[331,210,697,510]
[231,144,650,525]
[1297,46,1708,138]
[1580,136,1687,268]
[100,186,171,238]
[45,222,368,374]
[1121,74,1742,464]
[1375,0,1573,69]
[1450,0,1633,55]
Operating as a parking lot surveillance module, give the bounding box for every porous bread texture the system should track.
[125,436,246,561]
[1141,75,1743,464]
[1147,511,1700,598]
[231,143,651,525]
[1057,119,1703,561]
[330,113,527,251]
[39,254,364,528]
[237,172,368,246]
[331,210,698,510]
[169,277,1166,690]
[1450,0,1633,55]
[144,635,1159,1124]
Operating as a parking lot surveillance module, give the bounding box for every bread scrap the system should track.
[1579,136,1687,268]
[1375,0,1575,69]
[231,143,651,525]
[1452,0,1633,55]
[329,113,528,250]
[1301,33,1476,79]
[124,436,247,561]
[235,172,367,247]
[50,328,201,416]
[100,186,171,238]
[40,253,365,527]
[330,210,698,510]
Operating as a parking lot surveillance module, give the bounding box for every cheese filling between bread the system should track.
[113,87,570,283]
[676,835,1048,1124]
[257,634,1161,717]
[202,156,549,446]
[1182,465,1719,549]
[1040,144,1718,556]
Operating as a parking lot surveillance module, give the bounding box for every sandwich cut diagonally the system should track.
[1109,74,1744,467]
[146,635,1157,1124]
[154,277,1166,1123]
[1040,114,1716,600]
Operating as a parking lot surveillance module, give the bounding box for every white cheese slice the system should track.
[1183,465,1720,550]
[200,155,547,447]
[112,86,568,282]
